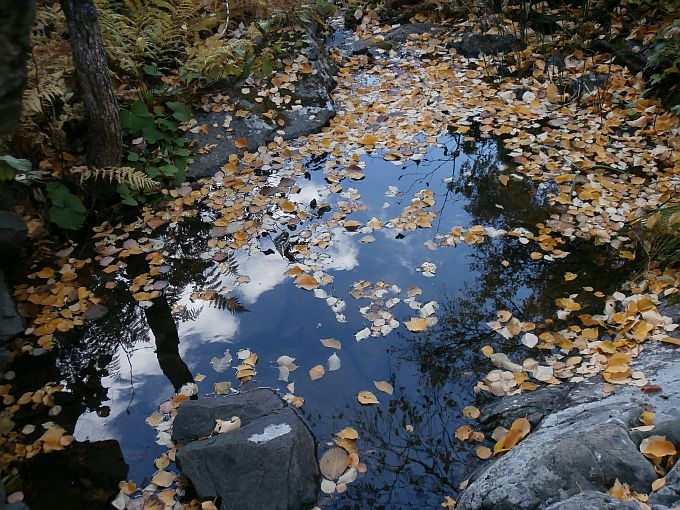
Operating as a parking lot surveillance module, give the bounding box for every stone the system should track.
[449,32,521,58]
[458,341,680,510]
[0,211,27,267]
[648,459,680,508]
[175,389,319,510]
[0,270,23,344]
[0,1,35,134]
[543,491,641,510]
[172,389,285,445]
[185,28,336,179]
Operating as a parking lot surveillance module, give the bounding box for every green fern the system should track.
[181,37,254,82]
[70,165,160,190]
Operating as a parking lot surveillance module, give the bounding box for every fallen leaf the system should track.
[476,446,492,459]
[320,338,342,349]
[295,274,319,290]
[151,470,176,488]
[357,390,380,405]
[640,435,676,460]
[462,406,480,419]
[319,447,349,480]
[327,353,341,371]
[309,365,325,381]
[404,317,428,332]
[652,477,666,491]
[373,380,393,395]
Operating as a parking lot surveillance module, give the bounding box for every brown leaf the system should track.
[319,447,349,480]
[309,364,325,381]
[404,317,428,332]
[295,274,319,290]
[476,446,492,459]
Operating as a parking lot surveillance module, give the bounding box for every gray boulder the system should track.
[449,32,521,58]
[544,491,641,510]
[458,341,680,510]
[0,270,23,344]
[0,1,36,134]
[175,389,319,510]
[648,460,680,508]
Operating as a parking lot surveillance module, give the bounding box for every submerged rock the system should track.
[458,340,680,510]
[175,389,319,510]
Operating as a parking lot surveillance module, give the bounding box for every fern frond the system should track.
[210,294,248,314]
[70,166,160,190]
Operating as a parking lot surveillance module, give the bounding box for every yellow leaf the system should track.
[295,274,319,290]
[481,345,494,357]
[564,272,577,281]
[357,390,379,405]
[358,134,378,146]
[404,317,428,332]
[309,364,325,381]
[280,200,296,213]
[640,411,655,427]
[660,336,680,347]
[373,381,393,395]
[640,435,677,459]
[336,427,359,440]
[494,418,531,455]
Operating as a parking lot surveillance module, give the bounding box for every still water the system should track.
[18,133,630,509]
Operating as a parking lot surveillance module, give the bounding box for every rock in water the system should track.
[458,340,680,510]
[175,389,319,510]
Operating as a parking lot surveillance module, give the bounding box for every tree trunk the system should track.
[61,0,122,167]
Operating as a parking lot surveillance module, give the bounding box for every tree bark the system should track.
[61,0,122,167]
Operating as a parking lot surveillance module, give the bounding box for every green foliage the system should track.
[70,165,161,191]
[45,182,87,230]
[119,97,192,203]
[180,37,255,83]
[642,205,680,268]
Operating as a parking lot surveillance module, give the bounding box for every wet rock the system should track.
[0,1,35,134]
[175,389,319,510]
[0,211,27,267]
[347,22,444,56]
[0,270,23,344]
[172,389,285,445]
[449,32,521,58]
[458,341,680,510]
[648,460,680,508]
[186,28,337,179]
[543,491,641,510]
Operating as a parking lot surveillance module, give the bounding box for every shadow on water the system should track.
[13,133,633,509]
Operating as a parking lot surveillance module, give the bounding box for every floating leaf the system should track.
[373,380,393,395]
[309,364,325,381]
[476,446,492,459]
[462,406,480,419]
[210,350,233,372]
[357,390,379,405]
[521,333,538,348]
[358,134,378,146]
[295,274,319,290]
[327,353,341,371]
[336,427,359,440]
[151,470,176,488]
[320,478,336,494]
[320,447,349,480]
[404,317,428,332]
[320,338,342,349]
